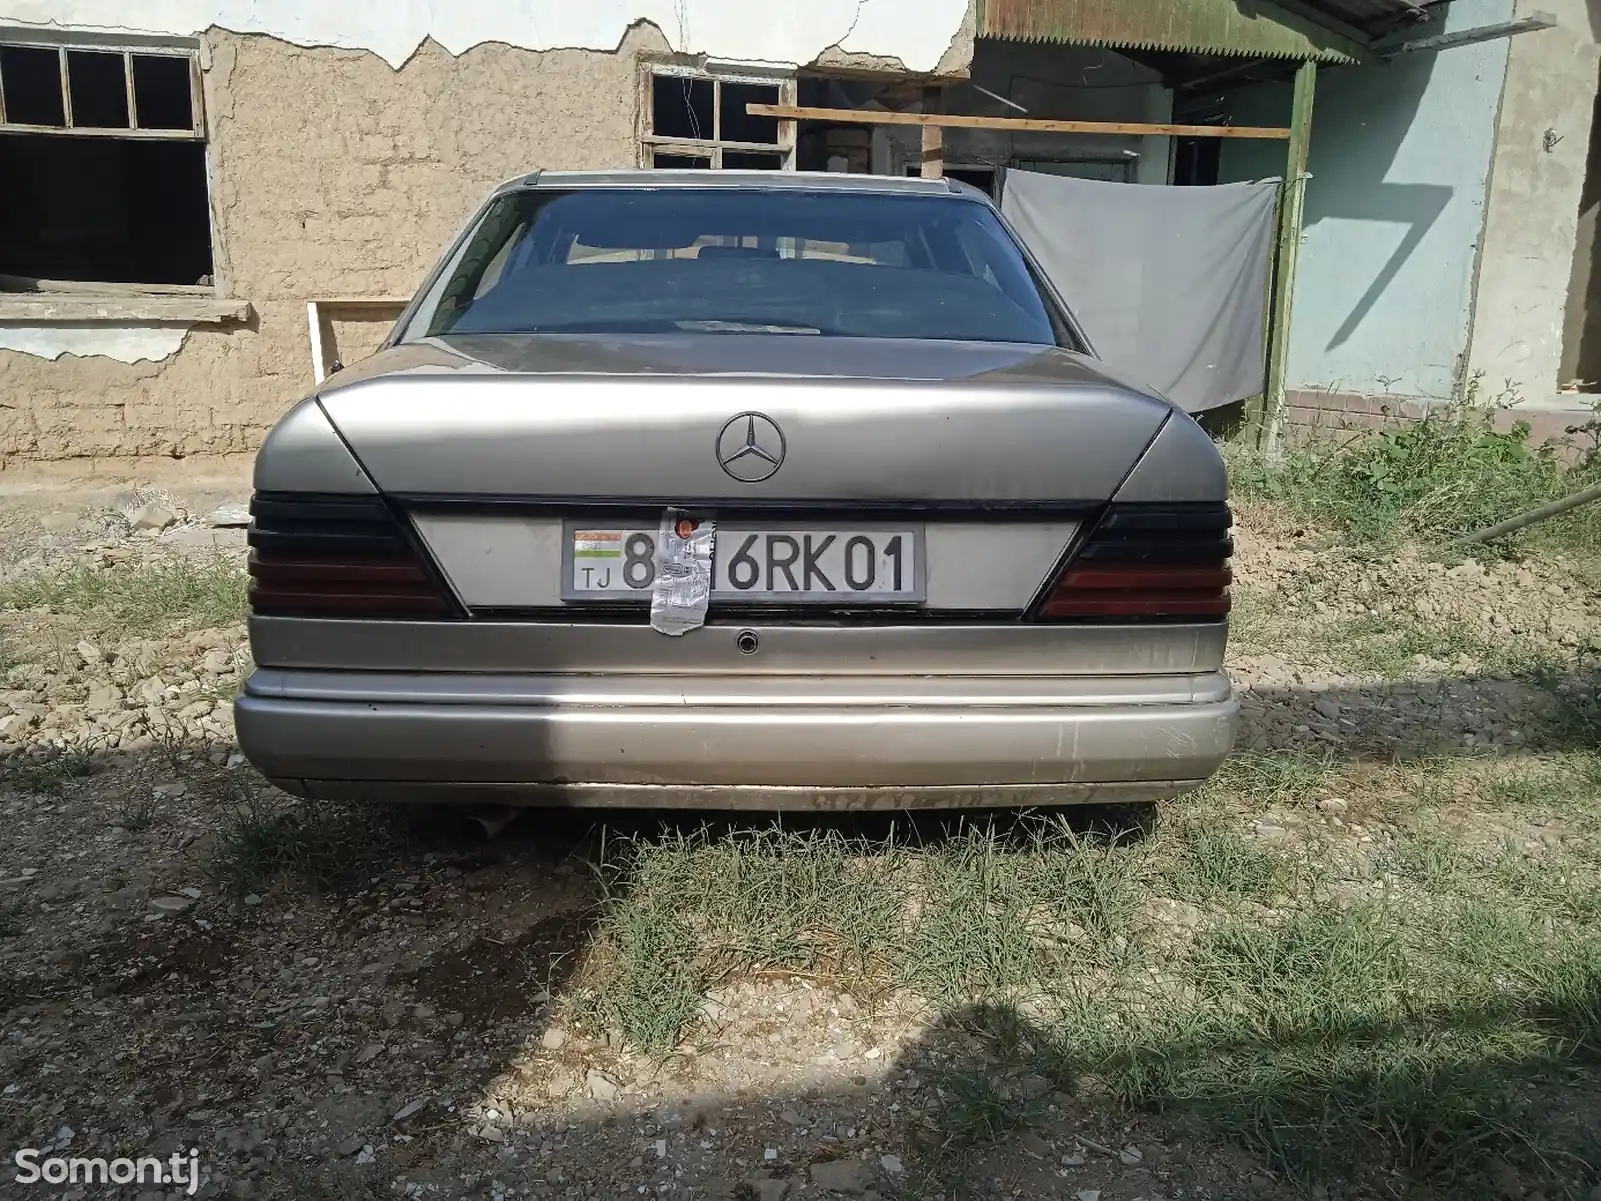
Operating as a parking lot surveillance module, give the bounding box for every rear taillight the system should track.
[1035,502,1232,620]
[248,493,454,618]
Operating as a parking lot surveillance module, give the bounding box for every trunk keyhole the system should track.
[735,630,760,656]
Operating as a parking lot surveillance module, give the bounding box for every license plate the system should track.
[563,522,924,603]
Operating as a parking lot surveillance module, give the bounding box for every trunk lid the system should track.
[316,334,1173,504]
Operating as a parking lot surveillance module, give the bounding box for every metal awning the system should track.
[977,0,1449,64]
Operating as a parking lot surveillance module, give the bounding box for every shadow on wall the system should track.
[1218,42,1450,354]
[1299,50,1451,352]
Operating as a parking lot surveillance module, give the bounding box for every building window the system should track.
[641,65,796,170]
[0,35,213,290]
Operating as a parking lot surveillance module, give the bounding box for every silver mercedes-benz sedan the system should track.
[235,170,1237,810]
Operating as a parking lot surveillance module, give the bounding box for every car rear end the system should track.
[235,173,1237,808]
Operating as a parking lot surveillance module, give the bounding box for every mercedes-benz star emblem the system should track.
[715,412,786,483]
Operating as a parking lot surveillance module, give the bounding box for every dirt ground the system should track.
[1,471,1599,1201]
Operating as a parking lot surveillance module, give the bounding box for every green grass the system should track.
[575,826,907,1050]
[0,742,96,794]
[210,788,402,896]
[1198,748,1334,809]
[0,900,27,937]
[1167,826,1282,902]
[1394,831,1462,891]
[901,1004,1071,1187]
[1235,590,1551,681]
[265,1165,386,1201]
[1482,756,1601,819]
[1187,905,1410,1042]
[568,778,1601,1198]
[572,822,1143,1056]
[1226,399,1601,554]
[0,556,247,635]
[906,820,1140,1000]
[117,795,162,831]
[968,900,1601,1197]
[1327,611,1487,677]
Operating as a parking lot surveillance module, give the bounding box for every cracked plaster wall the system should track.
[3,0,972,74]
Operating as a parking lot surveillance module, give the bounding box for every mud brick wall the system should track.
[0,27,657,466]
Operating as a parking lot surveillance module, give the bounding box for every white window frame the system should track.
[639,61,797,170]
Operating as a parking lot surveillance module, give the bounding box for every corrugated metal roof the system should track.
[981,0,1364,61]
[979,0,1445,62]
[1277,0,1444,43]
[1303,0,1434,35]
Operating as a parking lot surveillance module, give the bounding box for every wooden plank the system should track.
[0,273,213,296]
[307,302,328,386]
[0,295,253,322]
[0,120,202,140]
[1256,59,1317,451]
[309,296,411,309]
[58,47,72,129]
[1377,12,1556,56]
[921,86,943,179]
[642,134,789,155]
[123,50,138,129]
[189,51,205,137]
[746,104,1292,140]
[922,123,944,178]
[780,76,798,171]
[308,297,410,383]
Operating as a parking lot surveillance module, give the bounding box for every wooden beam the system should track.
[307,302,328,385]
[306,297,411,384]
[746,103,1292,140]
[1256,59,1317,452]
[308,297,411,309]
[920,86,943,179]
[1376,12,1555,56]
[0,295,252,322]
[58,47,72,130]
[0,120,202,140]
[0,273,211,296]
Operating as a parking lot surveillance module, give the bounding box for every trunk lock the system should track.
[735,630,760,656]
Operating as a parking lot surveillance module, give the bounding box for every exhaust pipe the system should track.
[465,806,519,839]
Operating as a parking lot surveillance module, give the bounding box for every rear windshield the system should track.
[401,187,1063,345]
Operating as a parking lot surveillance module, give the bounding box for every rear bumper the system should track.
[236,668,1238,808]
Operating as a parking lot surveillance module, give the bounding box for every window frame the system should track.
[639,61,797,171]
[0,30,205,140]
[0,26,224,303]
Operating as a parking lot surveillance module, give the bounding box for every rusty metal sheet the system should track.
[981,0,1363,62]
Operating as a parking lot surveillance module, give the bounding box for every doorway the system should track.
[1560,60,1601,392]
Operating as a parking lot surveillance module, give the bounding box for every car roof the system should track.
[494,168,978,199]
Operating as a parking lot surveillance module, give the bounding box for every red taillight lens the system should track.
[1036,503,1232,620]
[247,493,453,618]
